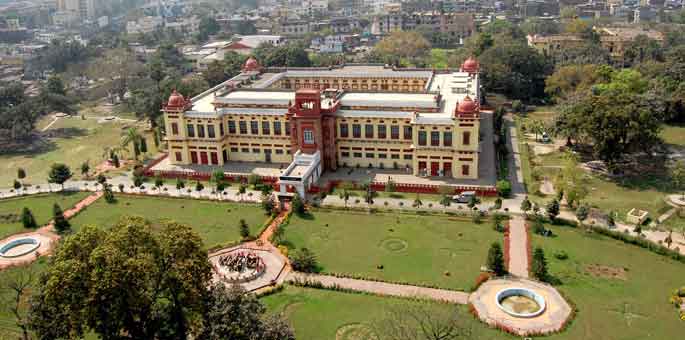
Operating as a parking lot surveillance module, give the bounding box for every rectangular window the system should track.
[391,125,399,139]
[365,124,374,138]
[285,122,290,136]
[444,131,452,147]
[352,124,361,138]
[404,154,413,160]
[366,153,374,158]
[174,152,182,161]
[250,121,259,135]
[171,122,179,135]
[219,122,224,136]
[431,131,440,146]
[353,152,362,158]
[404,126,412,140]
[341,151,350,157]
[187,124,195,137]
[253,148,260,153]
[231,147,239,152]
[303,129,314,144]
[228,120,236,134]
[391,154,400,159]
[197,125,206,138]
[463,131,471,145]
[207,125,215,138]
[275,149,284,154]
[239,121,247,134]
[262,121,270,135]
[274,121,282,135]
[378,153,387,159]
[241,148,249,153]
[418,131,427,146]
[462,164,470,176]
[378,125,386,139]
[340,124,349,138]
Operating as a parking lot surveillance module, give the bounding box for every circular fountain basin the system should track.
[496,287,546,318]
[0,237,41,258]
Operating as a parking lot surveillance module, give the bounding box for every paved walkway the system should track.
[286,272,470,304]
[507,216,529,278]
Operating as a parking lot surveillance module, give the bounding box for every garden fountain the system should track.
[0,237,41,258]
[495,287,546,318]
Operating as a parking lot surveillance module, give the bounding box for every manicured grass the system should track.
[0,192,90,239]
[283,210,502,290]
[0,259,47,339]
[262,286,507,340]
[661,124,685,147]
[0,116,158,187]
[534,224,685,340]
[69,195,268,249]
[582,174,672,222]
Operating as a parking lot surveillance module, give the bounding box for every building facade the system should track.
[162,57,483,180]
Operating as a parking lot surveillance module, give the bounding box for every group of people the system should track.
[219,251,264,273]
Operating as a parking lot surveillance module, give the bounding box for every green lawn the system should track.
[69,195,268,249]
[661,124,685,147]
[0,259,47,339]
[262,286,507,340]
[0,192,90,239]
[0,116,159,187]
[535,224,685,340]
[582,174,672,222]
[283,210,501,290]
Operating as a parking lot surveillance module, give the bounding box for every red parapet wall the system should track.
[320,180,497,196]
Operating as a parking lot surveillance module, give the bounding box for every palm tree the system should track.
[121,128,143,160]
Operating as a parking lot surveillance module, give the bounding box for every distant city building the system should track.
[126,16,164,35]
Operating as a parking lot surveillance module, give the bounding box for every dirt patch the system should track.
[585,264,628,280]
[336,323,378,340]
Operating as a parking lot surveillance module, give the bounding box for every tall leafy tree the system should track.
[28,217,212,339]
[47,163,72,189]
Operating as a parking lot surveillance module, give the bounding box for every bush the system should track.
[494,197,502,210]
[554,250,569,260]
[496,180,512,198]
[239,219,250,239]
[576,204,589,221]
[292,193,306,216]
[104,187,116,203]
[532,247,549,282]
[487,242,506,276]
[53,203,70,233]
[290,247,319,273]
[21,207,37,229]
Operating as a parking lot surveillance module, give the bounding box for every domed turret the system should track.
[242,56,261,72]
[167,90,186,109]
[457,96,478,114]
[461,57,479,74]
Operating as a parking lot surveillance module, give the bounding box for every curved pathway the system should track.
[286,272,470,304]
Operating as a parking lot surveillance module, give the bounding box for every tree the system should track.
[262,193,276,215]
[121,128,143,160]
[554,152,588,207]
[290,247,318,273]
[27,218,212,339]
[139,137,148,153]
[47,163,72,189]
[546,199,560,221]
[13,179,21,191]
[671,160,685,199]
[195,181,204,192]
[112,153,120,168]
[372,304,470,340]
[239,219,250,239]
[487,242,506,276]
[413,194,423,208]
[467,194,479,208]
[38,76,77,114]
[575,204,589,222]
[21,207,37,229]
[373,31,431,65]
[17,168,26,181]
[1,266,36,340]
[103,186,115,203]
[200,284,294,340]
[292,193,305,215]
[440,195,452,210]
[96,174,107,185]
[154,177,164,190]
[496,180,512,198]
[607,211,616,227]
[80,161,90,176]
[520,196,532,214]
[545,64,601,101]
[364,186,377,207]
[176,178,186,194]
[339,189,350,208]
[531,247,549,282]
[52,203,70,232]
[386,179,396,193]
[238,183,247,201]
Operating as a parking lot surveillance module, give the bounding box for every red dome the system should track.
[243,57,261,72]
[457,96,478,114]
[167,90,186,108]
[461,57,479,73]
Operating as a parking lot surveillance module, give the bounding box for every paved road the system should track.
[287,272,470,304]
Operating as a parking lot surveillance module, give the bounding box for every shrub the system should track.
[21,207,37,229]
[104,187,116,203]
[494,197,502,210]
[53,203,70,233]
[292,193,306,216]
[496,180,512,198]
[239,219,250,238]
[546,199,560,221]
[532,247,549,282]
[554,250,569,260]
[487,242,506,276]
[576,204,589,221]
[290,247,319,273]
